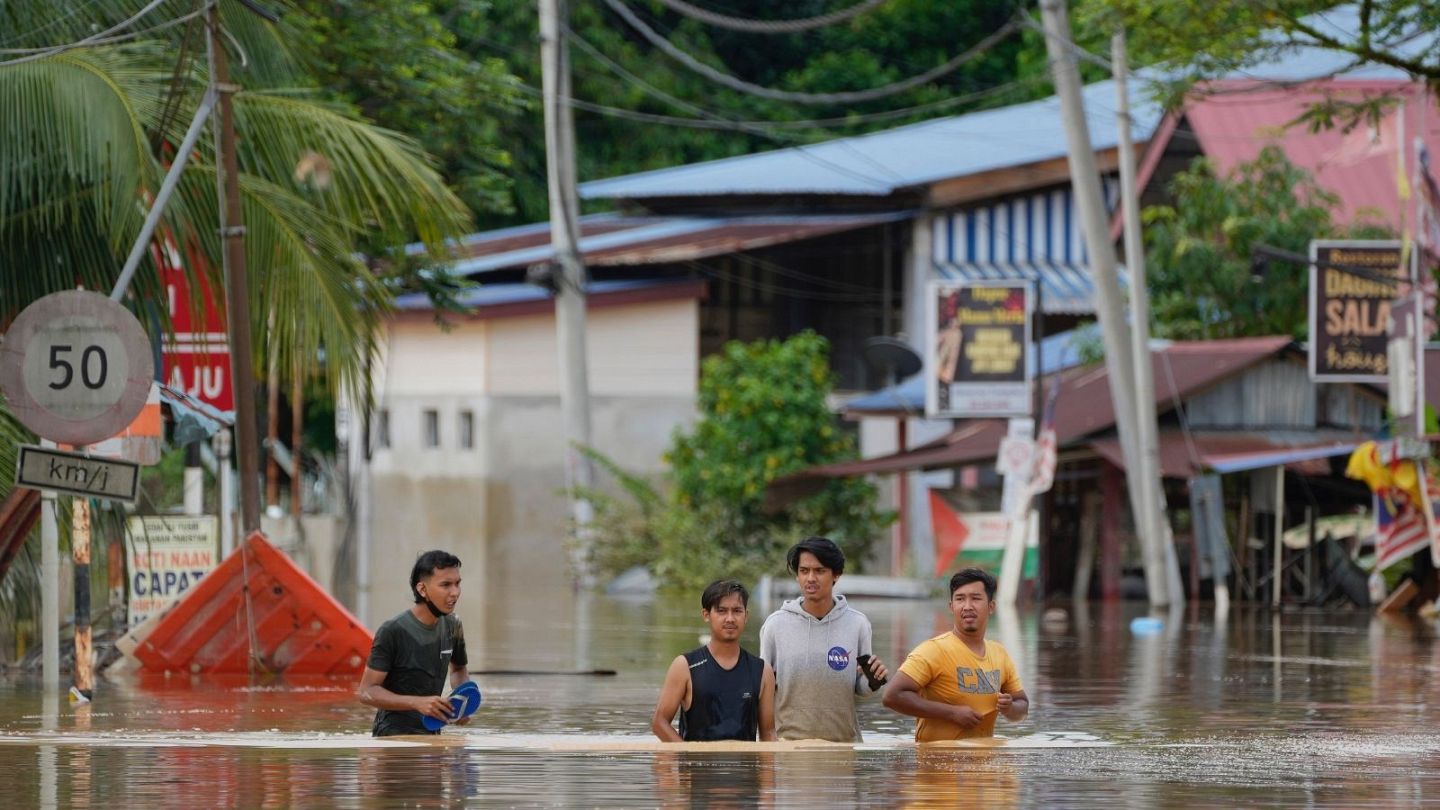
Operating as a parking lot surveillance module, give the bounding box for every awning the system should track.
[934,260,1128,315]
[1088,433,1359,479]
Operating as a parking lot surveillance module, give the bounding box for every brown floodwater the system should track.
[2,585,1438,808]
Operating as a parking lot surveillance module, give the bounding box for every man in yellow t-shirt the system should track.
[884,568,1028,741]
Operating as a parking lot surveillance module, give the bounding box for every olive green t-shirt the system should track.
[368,610,468,736]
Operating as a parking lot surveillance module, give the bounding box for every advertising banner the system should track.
[926,281,1033,417]
[126,515,219,627]
[1309,239,1406,382]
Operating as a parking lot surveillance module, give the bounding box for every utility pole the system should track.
[1040,0,1169,607]
[208,3,261,534]
[539,0,596,582]
[1112,30,1184,607]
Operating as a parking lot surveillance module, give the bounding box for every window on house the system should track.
[423,409,440,448]
[458,410,474,449]
[376,409,391,449]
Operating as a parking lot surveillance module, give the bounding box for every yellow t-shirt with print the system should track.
[897,633,1022,741]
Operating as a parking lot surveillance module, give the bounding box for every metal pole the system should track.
[1272,465,1284,608]
[109,90,217,302]
[71,498,93,701]
[539,0,596,583]
[208,4,262,533]
[216,428,234,557]
[1041,0,1168,607]
[40,441,59,693]
[1112,30,1181,607]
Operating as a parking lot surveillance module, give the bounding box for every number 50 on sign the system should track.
[0,290,154,446]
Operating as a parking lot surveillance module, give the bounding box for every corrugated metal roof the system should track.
[579,5,1433,203]
[934,260,1124,315]
[787,336,1296,484]
[1184,80,1440,227]
[580,79,1164,200]
[1089,433,1358,478]
[391,278,704,313]
[438,212,908,277]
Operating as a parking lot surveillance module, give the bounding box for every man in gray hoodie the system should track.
[759,537,889,742]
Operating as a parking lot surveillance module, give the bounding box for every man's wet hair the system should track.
[701,579,749,612]
[410,550,461,602]
[786,536,846,577]
[950,567,997,601]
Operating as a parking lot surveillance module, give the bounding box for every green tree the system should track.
[1073,2,1438,122]
[579,331,891,593]
[286,0,524,220]
[0,0,472,401]
[1143,146,1389,339]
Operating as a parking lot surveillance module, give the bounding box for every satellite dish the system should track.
[863,336,922,382]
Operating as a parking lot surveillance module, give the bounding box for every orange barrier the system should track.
[134,531,372,675]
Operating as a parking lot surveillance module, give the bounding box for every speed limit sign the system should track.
[0,290,154,445]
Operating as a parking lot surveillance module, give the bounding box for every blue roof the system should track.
[581,79,1162,200]
[391,278,697,312]
[579,5,1430,203]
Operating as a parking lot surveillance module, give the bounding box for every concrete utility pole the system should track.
[208,4,262,534]
[1040,0,1169,607]
[539,0,597,581]
[1112,30,1184,607]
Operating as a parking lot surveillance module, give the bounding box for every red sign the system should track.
[162,254,233,411]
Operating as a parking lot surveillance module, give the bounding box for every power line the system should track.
[565,26,895,190]
[603,0,1024,105]
[651,0,889,34]
[0,0,177,66]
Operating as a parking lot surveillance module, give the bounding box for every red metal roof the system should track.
[772,336,1295,493]
[1181,80,1440,227]
[443,212,907,274]
[1088,433,1351,479]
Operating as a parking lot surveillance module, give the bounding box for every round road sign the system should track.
[0,290,154,445]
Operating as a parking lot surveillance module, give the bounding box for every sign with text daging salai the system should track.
[926,282,1033,418]
[1309,239,1408,382]
[126,516,218,627]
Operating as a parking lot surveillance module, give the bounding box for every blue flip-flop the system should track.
[421,681,483,731]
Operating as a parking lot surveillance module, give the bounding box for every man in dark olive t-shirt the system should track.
[358,550,472,736]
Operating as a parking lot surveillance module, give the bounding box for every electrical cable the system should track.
[0,0,175,66]
[566,25,894,190]
[650,0,888,34]
[603,0,1023,105]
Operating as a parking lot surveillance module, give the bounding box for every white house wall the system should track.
[357,298,699,626]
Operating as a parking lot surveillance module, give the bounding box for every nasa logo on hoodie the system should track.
[826,646,850,671]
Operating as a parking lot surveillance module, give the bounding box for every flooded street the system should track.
[3,586,1439,807]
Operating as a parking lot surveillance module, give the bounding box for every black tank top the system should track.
[679,645,763,741]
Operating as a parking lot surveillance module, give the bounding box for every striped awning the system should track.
[934,260,1127,315]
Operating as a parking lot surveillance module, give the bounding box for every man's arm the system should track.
[882,671,984,731]
[650,655,690,742]
[758,663,777,741]
[357,667,455,721]
[996,688,1029,722]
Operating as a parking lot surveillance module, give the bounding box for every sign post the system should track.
[1,290,153,700]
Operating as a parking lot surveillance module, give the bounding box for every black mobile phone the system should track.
[856,654,888,691]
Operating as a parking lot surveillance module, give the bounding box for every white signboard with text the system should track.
[126,515,218,627]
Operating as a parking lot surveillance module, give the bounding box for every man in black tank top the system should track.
[652,579,777,742]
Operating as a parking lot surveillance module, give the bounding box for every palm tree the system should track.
[0,1,480,643]
[0,0,472,396]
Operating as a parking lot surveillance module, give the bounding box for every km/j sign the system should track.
[15,444,140,503]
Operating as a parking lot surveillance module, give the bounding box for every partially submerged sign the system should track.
[0,290,154,445]
[15,444,139,503]
[126,515,218,627]
[926,282,1033,417]
[1309,240,1406,382]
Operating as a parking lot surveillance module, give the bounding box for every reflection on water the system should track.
[4,587,1440,807]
